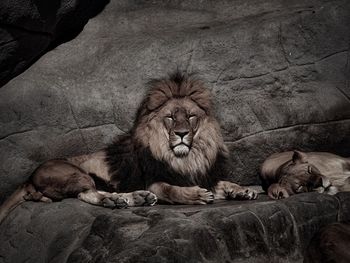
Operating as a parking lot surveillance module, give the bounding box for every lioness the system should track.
[0,72,257,223]
[260,150,350,199]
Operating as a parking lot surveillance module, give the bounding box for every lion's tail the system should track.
[0,184,31,224]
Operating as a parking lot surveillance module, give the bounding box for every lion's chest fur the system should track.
[106,137,227,192]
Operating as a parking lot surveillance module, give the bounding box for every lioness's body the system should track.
[261,151,350,199]
[0,72,257,223]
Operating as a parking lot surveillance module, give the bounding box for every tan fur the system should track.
[148,182,215,205]
[214,181,258,200]
[135,90,228,184]
[68,151,110,182]
[261,151,350,199]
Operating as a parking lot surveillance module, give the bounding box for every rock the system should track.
[0,0,349,200]
[0,0,110,87]
[304,221,350,263]
[0,193,348,262]
[0,1,349,261]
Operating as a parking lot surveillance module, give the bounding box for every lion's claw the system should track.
[130,191,158,206]
[228,188,258,200]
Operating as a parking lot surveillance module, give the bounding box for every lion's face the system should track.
[278,162,324,194]
[134,73,228,177]
[160,99,204,157]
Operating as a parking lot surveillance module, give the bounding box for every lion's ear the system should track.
[189,86,212,114]
[292,150,308,163]
[147,90,168,111]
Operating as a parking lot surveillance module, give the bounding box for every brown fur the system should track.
[134,77,227,179]
[261,151,350,199]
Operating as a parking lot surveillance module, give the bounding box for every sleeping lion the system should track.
[0,72,257,223]
[260,150,350,199]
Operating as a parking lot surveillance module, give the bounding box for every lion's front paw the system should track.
[127,191,158,206]
[228,187,258,200]
[102,196,129,209]
[185,186,214,205]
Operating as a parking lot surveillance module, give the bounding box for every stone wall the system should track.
[1,0,350,201]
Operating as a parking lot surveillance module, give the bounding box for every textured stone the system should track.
[0,1,350,261]
[0,193,348,263]
[1,0,349,199]
[0,0,110,87]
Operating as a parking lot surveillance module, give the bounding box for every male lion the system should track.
[0,72,257,223]
[260,150,350,199]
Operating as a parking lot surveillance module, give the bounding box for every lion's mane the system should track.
[106,72,229,192]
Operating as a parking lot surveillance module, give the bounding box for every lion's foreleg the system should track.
[214,181,258,200]
[148,182,214,205]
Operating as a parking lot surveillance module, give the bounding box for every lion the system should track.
[0,72,258,223]
[260,150,350,199]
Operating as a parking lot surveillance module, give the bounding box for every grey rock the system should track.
[0,193,348,263]
[0,0,350,262]
[1,0,349,199]
[0,0,110,87]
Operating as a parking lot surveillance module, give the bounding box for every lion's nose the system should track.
[175,131,189,139]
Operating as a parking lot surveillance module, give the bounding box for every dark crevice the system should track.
[334,86,350,103]
[0,129,33,141]
[0,38,19,47]
[0,0,111,88]
[0,22,54,38]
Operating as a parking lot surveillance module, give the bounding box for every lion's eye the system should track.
[189,115,196,120]
[307,166,312,174]
[166,116,174,121]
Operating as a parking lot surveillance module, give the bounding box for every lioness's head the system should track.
[268,151,332,199]
[134,72,228,177]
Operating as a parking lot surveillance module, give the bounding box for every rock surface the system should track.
[0,1,350,261]
[0,0,109,87]
[0,192,349,263]
[1,1,350,200]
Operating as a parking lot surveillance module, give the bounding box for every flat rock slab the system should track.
[0,192,349,263]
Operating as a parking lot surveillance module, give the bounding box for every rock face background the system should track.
[0,1,350,262]
[1,0,350,202]
[1,0,350,201]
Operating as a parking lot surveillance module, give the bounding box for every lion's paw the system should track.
[228,187,258,200]
[186,186,214,205]
[102,196,129,209]
[127,191,158,206]
[197,188,215,204]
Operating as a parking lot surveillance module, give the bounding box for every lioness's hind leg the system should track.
[214,181,258,200]
[78,190,128,209]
